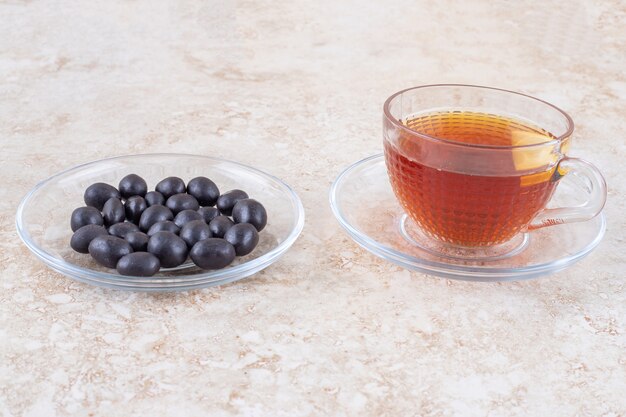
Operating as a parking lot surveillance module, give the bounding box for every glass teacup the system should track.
[383,84,607,252]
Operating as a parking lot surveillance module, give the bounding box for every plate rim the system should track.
[329,153,606,281]
[16,153,305,289]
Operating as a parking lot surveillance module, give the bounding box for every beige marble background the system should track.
[1,0,625,416]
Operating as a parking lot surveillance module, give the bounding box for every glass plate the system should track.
[329,154,606,281]
[16,154,304,291]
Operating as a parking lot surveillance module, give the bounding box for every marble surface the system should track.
[1,0,625,415]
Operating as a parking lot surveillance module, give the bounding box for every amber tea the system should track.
[384,111,561,247]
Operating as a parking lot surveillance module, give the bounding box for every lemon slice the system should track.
[511,130,557,171]
[511,130,559,187]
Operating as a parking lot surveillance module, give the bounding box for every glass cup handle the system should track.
[528,157,607,231]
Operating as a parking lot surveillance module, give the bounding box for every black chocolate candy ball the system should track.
[216,189,249,216]
[179,220,212,249]
[147,231,188,268]
[125,231,149,252]
[174,209,204,228]
[70,224,108,253]
[232,199,267,231]
[224,223,259,256]
[166,193,199,215]
[108,222,140,239]
[70,206,103,232]
[190,238,236,270]
[88,235,133,268]
[102,197,125,227]
[138,205,173,232]
[84,183,120,211]
[155,177,186,199]
[198,207,220,224]
[208,215,234,238]
[116,252,160,277]
[144,191,165,207]
[187,176,220,206]
[147,220,180,236]
[118,174,148,199]
[124,196,148,224]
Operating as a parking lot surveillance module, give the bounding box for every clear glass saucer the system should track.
[16,154,304,291]
[329,154,606,281]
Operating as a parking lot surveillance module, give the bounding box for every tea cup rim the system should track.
[383,84,575,150]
